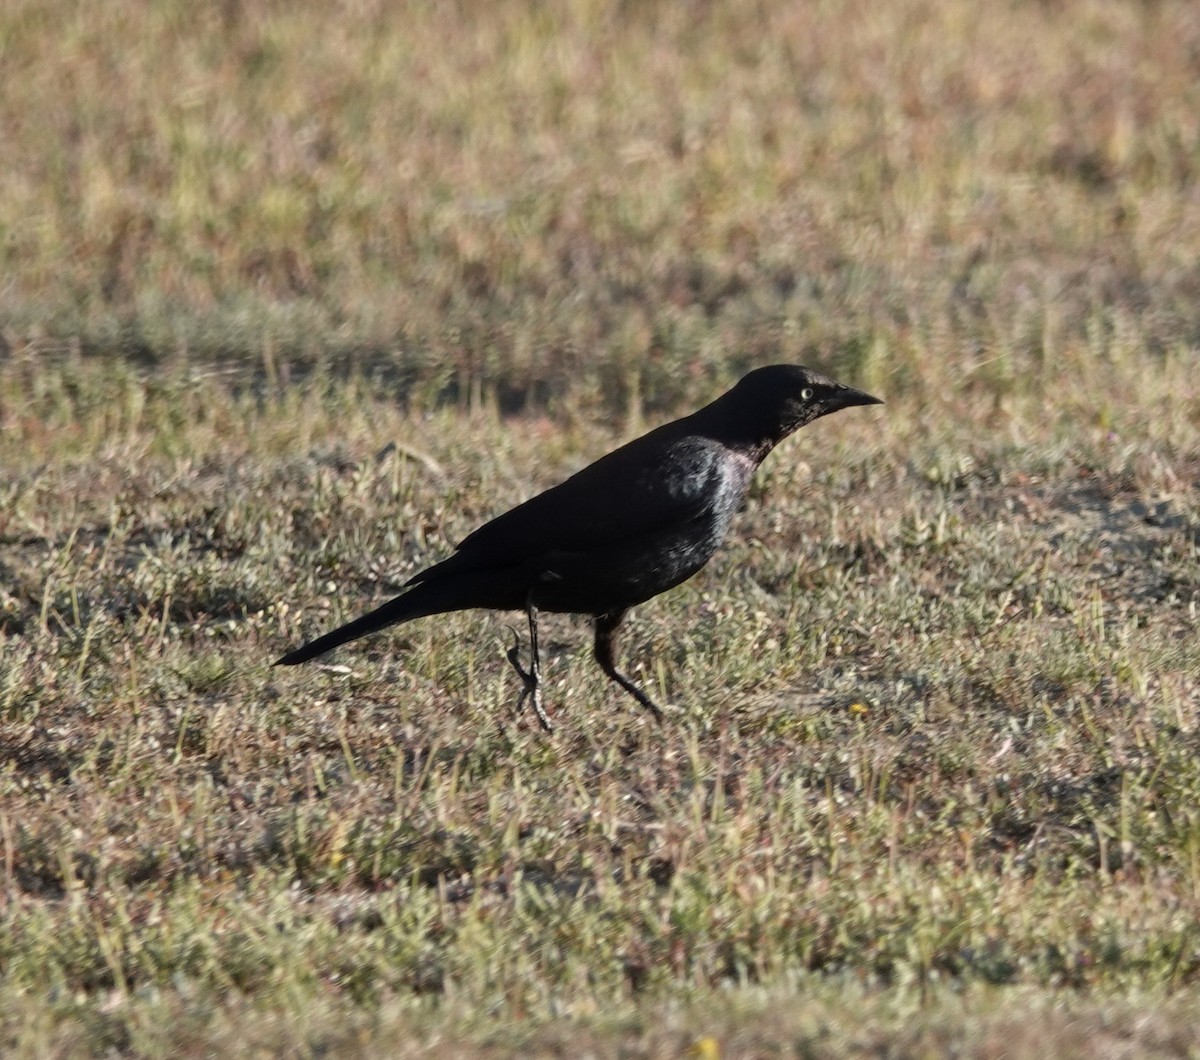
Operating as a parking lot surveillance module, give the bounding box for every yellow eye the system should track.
[801,387,814,400]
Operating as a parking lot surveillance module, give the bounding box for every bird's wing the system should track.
[410,430,730,583]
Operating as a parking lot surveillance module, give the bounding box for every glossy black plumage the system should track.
[276,364,882,730]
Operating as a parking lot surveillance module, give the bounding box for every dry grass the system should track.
[3,0,1200,1054]
[7,0,1200,410]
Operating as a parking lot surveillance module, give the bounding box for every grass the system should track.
[3,0,1200,1055]
[2,358,1197,1055]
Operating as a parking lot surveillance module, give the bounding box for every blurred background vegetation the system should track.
[5,0,1199,415]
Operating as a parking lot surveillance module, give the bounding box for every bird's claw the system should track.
[504,626,531,682]
[503,627,553,733]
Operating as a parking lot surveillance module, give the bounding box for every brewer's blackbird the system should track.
[276,364,881,730]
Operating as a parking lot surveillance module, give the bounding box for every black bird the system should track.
[276,365,881,730]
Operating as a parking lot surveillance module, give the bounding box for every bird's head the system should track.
[717,364,883,450]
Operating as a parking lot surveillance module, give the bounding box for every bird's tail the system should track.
[275,578,465,666]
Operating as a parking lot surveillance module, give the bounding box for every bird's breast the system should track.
[527,446,761,616]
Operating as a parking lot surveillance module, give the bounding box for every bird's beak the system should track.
[830,384,884,410]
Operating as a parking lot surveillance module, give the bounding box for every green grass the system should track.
[3,0,1200,1054]
[2,357,1197,1055]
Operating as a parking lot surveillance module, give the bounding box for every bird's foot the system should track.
[505,627,554,733]
[627,684,665,726]
[603,663,665,726]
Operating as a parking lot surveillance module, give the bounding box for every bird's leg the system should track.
[593,610,664,724]
[505,601,554,733]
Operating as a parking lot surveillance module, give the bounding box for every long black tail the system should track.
[274,566,529,666]
[275,579,460,666]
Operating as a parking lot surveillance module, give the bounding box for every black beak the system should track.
[830,384,884,410]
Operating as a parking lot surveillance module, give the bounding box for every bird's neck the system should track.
[688,396,791,463]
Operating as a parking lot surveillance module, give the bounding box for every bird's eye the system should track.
[801,387,814,401]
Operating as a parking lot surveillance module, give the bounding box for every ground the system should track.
[2,0,1200,1055]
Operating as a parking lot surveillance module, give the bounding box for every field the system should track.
[3,0,1200,1054]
